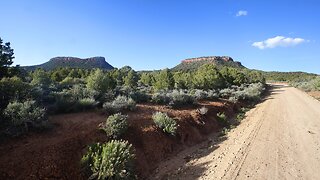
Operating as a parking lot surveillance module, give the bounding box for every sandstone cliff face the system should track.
[182,56,235,63]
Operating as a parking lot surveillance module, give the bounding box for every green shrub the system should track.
[193,89,207,100]
[4,100,48,133]
[81,140,135,180]
[103,95,136,113]
[152,112,177,135]
[151,90,194,108]
[219,127,230,136]
[129,90,150,103]
[0,76,31,113]
[117,86,151,102]
[240,107,250,113]
[51,91,76,113]
[236,112,245,122]
[52,85,98,113]
[29,83,57,105]
[69,85,98,100]
[100,113,128,138]
[216,112,229,127]
[219,83,265,102]
[236,107,249,123]
[228,96,238,103]
[191,89,219,100]
[207,90,219,100]
[234,83,265,101]
[151,91,170,104]
[291,77,320,92]
[219,88,235,98]
[95,90,115,105]
[77,98,97,111]
[168,90,194,108]
[59,77,84,88]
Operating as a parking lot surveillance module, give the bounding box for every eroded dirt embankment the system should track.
[0,100,242,179]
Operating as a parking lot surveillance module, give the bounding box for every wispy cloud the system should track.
[252,36,307,49]
[236,10,248,17]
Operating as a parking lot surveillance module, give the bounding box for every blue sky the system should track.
[1,0,320,73]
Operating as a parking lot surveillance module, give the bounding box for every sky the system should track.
[1,0,320,73]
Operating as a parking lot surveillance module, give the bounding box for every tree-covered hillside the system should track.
[172,56,244,72]
[23,56,114,71]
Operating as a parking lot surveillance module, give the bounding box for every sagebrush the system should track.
[152,112,177,135]
[4,100,48,133]
[100,113,128,138]
[103,95,136,113]
[81,140,135,180]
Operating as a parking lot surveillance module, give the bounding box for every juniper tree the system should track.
[0,37,15,78]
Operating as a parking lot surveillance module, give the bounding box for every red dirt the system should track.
[0,100,237,179]
[0,112,107,180]
[308,91,320,100]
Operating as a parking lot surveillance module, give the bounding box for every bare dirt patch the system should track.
[0,112,107,179]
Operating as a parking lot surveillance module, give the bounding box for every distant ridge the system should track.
[23,56,114,71]
[172,56,245,71]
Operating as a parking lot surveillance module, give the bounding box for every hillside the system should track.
[262,71,318,82]
[172,56,245,71]
[23,56,114,71]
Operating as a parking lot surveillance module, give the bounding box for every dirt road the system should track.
[154,85,320,179]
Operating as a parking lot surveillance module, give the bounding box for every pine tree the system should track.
[123,70,138,88]
[193,64,224,90]
[139,73,154,86]
[86,69,116,93]
[0,37,15,78]
[153,69,174,90]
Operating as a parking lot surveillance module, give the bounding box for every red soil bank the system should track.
[0,100,237,179]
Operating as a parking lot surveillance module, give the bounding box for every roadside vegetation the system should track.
[290,76,320,100]
[263,71,318,83]
[290,77,320,92]
[0,37,267,178]
[263,71,320,100]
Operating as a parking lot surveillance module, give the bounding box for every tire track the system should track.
[223,100,269,180]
